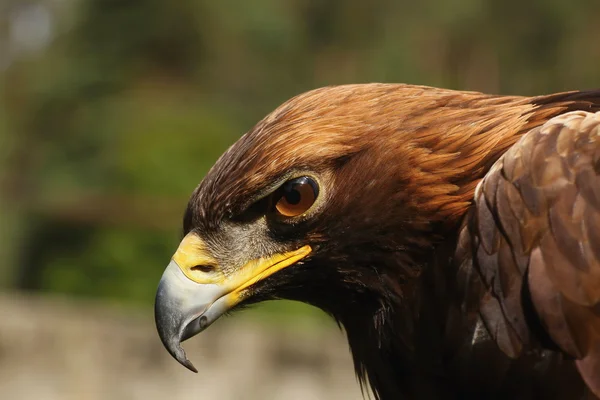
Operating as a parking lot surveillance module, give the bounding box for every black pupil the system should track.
[284,186,302,205]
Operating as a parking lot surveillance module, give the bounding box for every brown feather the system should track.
[464,111,600,398]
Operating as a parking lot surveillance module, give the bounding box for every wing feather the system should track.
[466,111,600,396]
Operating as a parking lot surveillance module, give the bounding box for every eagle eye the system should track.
[273,176,319,218]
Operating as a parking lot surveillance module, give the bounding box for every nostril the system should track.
[191,264,215,273]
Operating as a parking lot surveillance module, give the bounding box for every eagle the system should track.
[154,84,600,400]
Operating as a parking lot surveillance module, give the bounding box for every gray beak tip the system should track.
[160,335,198,373]
[178,351,199,373]
[184,361,199,373]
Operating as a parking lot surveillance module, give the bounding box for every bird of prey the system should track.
[154,84,600,400]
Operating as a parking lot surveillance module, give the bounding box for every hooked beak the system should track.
[154,233,311,372]
[155,260,227,372]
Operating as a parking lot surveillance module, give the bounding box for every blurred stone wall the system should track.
[0,293,366,400]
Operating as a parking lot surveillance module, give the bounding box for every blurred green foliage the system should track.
[1,0,600,310]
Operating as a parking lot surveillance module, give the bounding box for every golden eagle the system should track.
[154,84,600,399]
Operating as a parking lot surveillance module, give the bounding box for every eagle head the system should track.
[154,83,529,394]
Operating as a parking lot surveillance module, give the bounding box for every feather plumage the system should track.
[175,84,600,399]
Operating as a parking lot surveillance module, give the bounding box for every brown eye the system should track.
[274,177,319,217]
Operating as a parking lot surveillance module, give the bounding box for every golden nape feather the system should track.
[155,84,600,400]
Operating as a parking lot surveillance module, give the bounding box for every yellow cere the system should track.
[172,234,222,284]
[172,233,312,305]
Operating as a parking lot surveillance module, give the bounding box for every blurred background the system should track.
[1,0,600,399]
